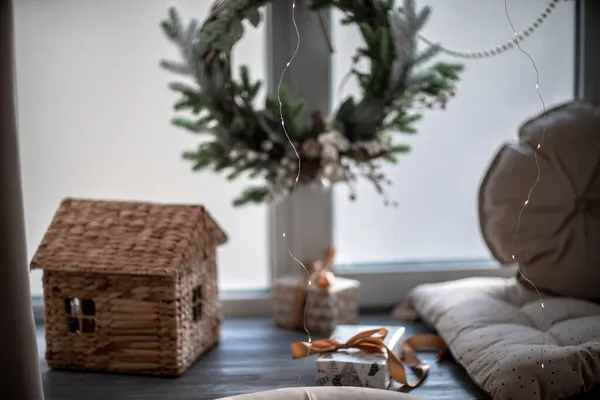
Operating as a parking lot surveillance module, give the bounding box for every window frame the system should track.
[266,0,334,281]
[262,0,588,311]
[30,0,592,323]
[264,0,527,308]
[65,297,96,334]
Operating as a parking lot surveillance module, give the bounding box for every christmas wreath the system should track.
[160,0,463,206]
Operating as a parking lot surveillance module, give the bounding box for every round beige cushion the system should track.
[217,387,426,400]
[479,101,600,301]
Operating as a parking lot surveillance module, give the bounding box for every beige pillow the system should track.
[398,277,600,400]
[217,387,426,400]
[479,101,600,301]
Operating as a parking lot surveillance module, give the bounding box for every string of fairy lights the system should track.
[275,0,314,349]
[502,0,549,369]
[277,0,572,379]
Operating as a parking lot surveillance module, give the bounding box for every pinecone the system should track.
[298,158,321,183]
[310,111,327,137]
[302,139,322,159]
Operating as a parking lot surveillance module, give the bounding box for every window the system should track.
[14,0,269,296]
[330,0,576,267]
[65,297,96,334]
[14,1,586,317]
[192,285,203,322]
[265,0,577,308]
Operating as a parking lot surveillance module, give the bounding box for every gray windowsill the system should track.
[31,259,513,325]
[336,258,503,274]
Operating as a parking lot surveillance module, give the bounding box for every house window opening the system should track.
[65,297,96,334]
[192,285,203,322]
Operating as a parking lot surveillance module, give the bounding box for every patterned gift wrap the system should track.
[274,276,360,336]
[315,325,405,388]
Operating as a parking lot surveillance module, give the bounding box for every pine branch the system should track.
[161,0,464,207]
[232,186,269,207]
[390,143,411,153]
[171,115,215,134]
[160,60,192,76]
[412,44,441,67]
[383,111,422,133]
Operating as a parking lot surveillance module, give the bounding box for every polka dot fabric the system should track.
[403,277,600,400]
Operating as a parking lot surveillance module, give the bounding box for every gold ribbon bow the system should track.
[307,247,336,290]
[290,327,446,389]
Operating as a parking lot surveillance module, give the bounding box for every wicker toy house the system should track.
[30,198,228,376]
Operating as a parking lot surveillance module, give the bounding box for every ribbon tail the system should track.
[403,334,447,365]
[290,341,313,359]
[290,340,342,359]
[385,347,430,388]
[387,334,447,389]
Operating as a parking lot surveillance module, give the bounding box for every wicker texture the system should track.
[34,198,226,376]
[30,198,227,276]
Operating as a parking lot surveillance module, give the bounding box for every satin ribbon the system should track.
[308,264,335,290]
[309,247,336,290]
[290,327,446,388]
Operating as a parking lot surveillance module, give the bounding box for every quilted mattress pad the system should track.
[397,277,600,400]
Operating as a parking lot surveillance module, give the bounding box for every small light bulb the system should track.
[541,302,545,308]
[286,62,290,67]
[535,84,539,89]
[537,144,541,149]
[511,254,516,260]
[308,281,312,286]
[282,232,286,237]
[308,337,311,342]
[524,200,529,205]
[541,363,545,369]
[295,176,299,183]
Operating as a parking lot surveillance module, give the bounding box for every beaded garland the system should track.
[418,0,573,59]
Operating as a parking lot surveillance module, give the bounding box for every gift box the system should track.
[315,325,405,388]
[274,276,360,336]
[274,247,359,336]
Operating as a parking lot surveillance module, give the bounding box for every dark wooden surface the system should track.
[37,314,599,400]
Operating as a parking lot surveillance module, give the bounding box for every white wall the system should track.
[13,0,269,295]
[332,0,575,265]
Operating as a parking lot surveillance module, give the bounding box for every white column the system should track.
[267,0,333,279]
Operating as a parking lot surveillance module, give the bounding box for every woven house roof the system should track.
[30,198,228,277]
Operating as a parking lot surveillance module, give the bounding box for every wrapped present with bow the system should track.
[274,248,360,336]
[291,325,446,389]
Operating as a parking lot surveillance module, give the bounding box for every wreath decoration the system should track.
[160,0,463,206]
